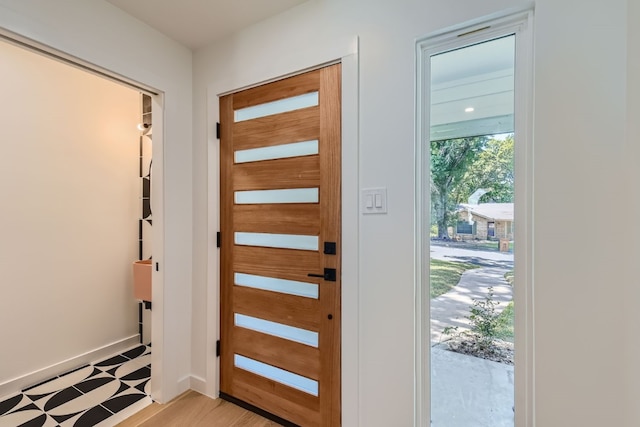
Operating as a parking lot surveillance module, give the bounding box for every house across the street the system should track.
[456,203,514,240]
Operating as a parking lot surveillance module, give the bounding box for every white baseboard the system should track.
[189,375,207,396]
[176,375,191,397]
[0,335,141,400]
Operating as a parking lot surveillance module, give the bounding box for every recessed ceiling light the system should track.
[465,107,475,113]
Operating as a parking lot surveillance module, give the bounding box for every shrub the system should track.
[466,287,506,350]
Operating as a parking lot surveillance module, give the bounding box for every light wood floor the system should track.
[116,390,281,427]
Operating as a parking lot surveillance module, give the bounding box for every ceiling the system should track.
[106,0,309,50]
[430,35,515,140]
[105,1,514,141]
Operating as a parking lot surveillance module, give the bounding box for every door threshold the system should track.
[219,392,299,427]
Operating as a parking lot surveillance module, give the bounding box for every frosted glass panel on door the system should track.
[235,188,319,204]
[235,232,318,251]
[234,354,319,396]
[235,313,318,347]
[235,140,319,164]
[235,92,319,122]
[235,273,319,299]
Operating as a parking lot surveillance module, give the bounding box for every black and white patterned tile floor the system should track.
[0,345,152,427]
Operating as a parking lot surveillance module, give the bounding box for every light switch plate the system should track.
[361,187,387,214]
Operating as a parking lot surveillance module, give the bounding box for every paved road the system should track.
[430,241,514,268]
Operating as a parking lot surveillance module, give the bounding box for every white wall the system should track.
[626,0,640,425]
[533,1,631,426]
[192,1,530,426]
[193,0,639,426]
[2,0,637,423]
[0,39,139,389]
[0,0,193,403]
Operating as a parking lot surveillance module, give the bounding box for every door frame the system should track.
[0,27,171,402]
[205,38,360,426]
[414,9,534,427]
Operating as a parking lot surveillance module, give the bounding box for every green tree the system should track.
[453,135,514,204]
[430,134,514,239]
[430,136,487,238]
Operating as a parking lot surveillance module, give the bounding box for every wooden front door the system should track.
[219,64,341,427]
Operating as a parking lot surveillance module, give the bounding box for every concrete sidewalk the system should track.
[431,346,514,427]
[428,242,515,426]
[431,266,513,342]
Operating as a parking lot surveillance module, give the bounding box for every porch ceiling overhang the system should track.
[430,36,515,141]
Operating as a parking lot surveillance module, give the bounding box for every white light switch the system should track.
[361,187,387,214]
[365,194,374,208]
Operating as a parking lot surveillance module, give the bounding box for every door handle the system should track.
[307,268,336,282]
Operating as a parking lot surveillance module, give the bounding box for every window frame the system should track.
[414,9,535,427]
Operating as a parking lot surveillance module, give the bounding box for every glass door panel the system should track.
[429,35,516,426]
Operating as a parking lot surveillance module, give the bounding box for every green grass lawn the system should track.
[495,270,515,341]
[495,301,514,342]
[465,240,514,252]
[504,269,514,284]
[430,260,515,341]
[430,259,478,298]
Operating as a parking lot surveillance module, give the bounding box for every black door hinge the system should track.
[216,340,221,357]
[216,122,221,139]
[216,232,221,248]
